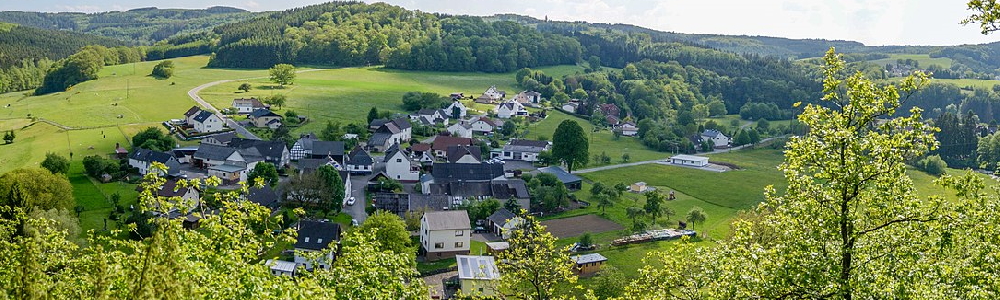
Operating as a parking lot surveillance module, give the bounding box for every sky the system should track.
[0,0,995,46]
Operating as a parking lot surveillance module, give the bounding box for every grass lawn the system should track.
[67,161,139,235]
[868,54,954,69]
[529,110,667,166]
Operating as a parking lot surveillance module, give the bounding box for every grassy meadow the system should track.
[868,54,954,69]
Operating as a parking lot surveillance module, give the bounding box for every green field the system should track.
[869,54,954,69]
[198,64,586,134]
[928,78,1000,90]
[529,110,669,166]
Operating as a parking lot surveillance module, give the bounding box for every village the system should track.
[121,84,736,298]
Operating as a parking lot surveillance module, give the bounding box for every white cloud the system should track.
[243,1,259,9]
[53,4,102,12]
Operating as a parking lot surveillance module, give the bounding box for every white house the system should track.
[669,154,709,167]
[448,123,474,138]
[470,117,500,134]
[501,139,550,162]
[371,117,412,146]
[456,255,500,297]
[620,122,639,137]
[191,110,225,133]
[487,208,524,240]
[384,144,420,182]
[142,178,201,209]
[495,101,528,119]
[483,85,506,101]
[293,220,342,271]
[513,91,542,104]
[410,109,449,124]
[232,98,268,114]
[128,148,182,176]
[421,210,471,261]
[701,129,731,149]
[446,100,468,118]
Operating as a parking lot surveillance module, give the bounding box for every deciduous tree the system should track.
[268,63,296,86]
[247,162,279,187]
[552,120,589,172]
[40,152,69,174]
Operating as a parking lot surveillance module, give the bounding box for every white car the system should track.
[347,197,356,206]
[351,219,359,227]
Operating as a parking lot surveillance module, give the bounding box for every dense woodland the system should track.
[0,23,126,93]
[0,7,256,45]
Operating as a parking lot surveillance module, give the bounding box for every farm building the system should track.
[669,154,709,167]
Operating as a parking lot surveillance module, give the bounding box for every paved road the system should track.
[346,174,370,224]
[572,137,778,174]
[185,69,323,140]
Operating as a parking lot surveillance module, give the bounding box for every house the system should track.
[447,123,474,138]
[598,103,620,119]
[513,91,542,104]
[171,146,198,164]
[410,109,449,125]
[431,136,476,158]
[447,145,482,164]
[420,210,472,261]
[184,106,202,124]
[571,253,608,277]
[470,117,501,134]
[423,163,530,208]
[701,129,730,149]
[384,144,420,182]
[193,144,262,183]
[190,110,225,133]
[630,182,648,193]
[291,134,345,161]
[141,178,201,206]
[561,102,579,114]
[501,139,550,162]
[446,100,468,118]
[536,166,583,191]
[249,109,283,129]
[495,101,528,119]
[669,154,709,167]
[296,156,342,174]
[228,138,291,168]
[346,146,374,174]
[128,148,181,176]
[487,208,524,239]
[114,143,129,159]
[247,186,280,211]
[482,85,506,102]
[620,122,639,137]
[456,255,500,297]
[265,259,296,277]
[411,143,432,157]
[450,92,465,100]
[373,193,454,217]
[232,98,269,114]
[368,118,412,152]
[201,132,236,146]
[209,164,252,183]
[293,220,342,271]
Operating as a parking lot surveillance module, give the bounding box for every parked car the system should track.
[570,242,597,253]
[473,226,486,233]
[347,197,356,206]
[351,219,359,227]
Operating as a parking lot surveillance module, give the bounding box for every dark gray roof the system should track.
[536,166,583,184]
[702,129,727,139]
[294,220,342,251]
[297,158,337,173]
[423,210,471,230]
[204,132,236,144]
[247,186,279,208]
[417,108,439,115]
[432,136,475,151]
[508,139,550,148]
[447,145,481,163]
[368,133,392,148]
[194,143,238,161]
[409,194,453,211]
[229,138,287,163]
[193,110,216,123]
[348,146,373,165]
[369,118,389,129]
[488,208,516,227]
[250,109,280,118]
[391,117,411,130]
[137,178,194,197]
[431,162,505,183]
[383,144,409,162]
[490,179,531,199]
[572,253,608,265]
[129,148,175,163]
[184,106,201,117]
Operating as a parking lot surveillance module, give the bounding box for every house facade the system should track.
[487,208,524,240]
[669,154,709,167]
[431,136,476,158]
[513,91,542,104]
[128,148,181,176]
[572,253,608,277]
[701,129,730,148]
[446,100,468,118]
[249,109,283,128]
[482,85,505,101]
[384,144,421,182]
[501,139,550,162]
[232,98,268,114]
[620,122,639,137]
[190,110,224,133]
[470,117,499,134]
[420,210,471,261]
[495,101,528,119]
[293,220,342,271]
[346,146,374,174]
[456,255,500,297]
[447,123,474,138]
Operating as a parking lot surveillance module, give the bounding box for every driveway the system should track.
[346,173,370,224]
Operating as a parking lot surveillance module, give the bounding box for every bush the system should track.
[151,60,175,79]
[916,155,947,176]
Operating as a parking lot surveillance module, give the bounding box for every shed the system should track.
[536,166,583,190]
[571,253,608,277]
[669,154,709,167]
[630,182,648,193]
[456,255,500,296]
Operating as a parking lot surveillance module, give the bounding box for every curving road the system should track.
[572,137,779,174]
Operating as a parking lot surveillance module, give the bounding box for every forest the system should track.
[0,23,126,94]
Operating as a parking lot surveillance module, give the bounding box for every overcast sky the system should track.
[1,0,995,46]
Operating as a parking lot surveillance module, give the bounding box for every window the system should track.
[455,230,463,236]
[317,238,323,244]
[434,242,444,249]
[455,242,464,248]
[396,159,402,163]
[304,237,310,243]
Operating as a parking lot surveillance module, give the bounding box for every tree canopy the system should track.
[551,120,589,172]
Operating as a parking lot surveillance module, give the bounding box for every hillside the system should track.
[0,22,125,67]
[0,7,258,44]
